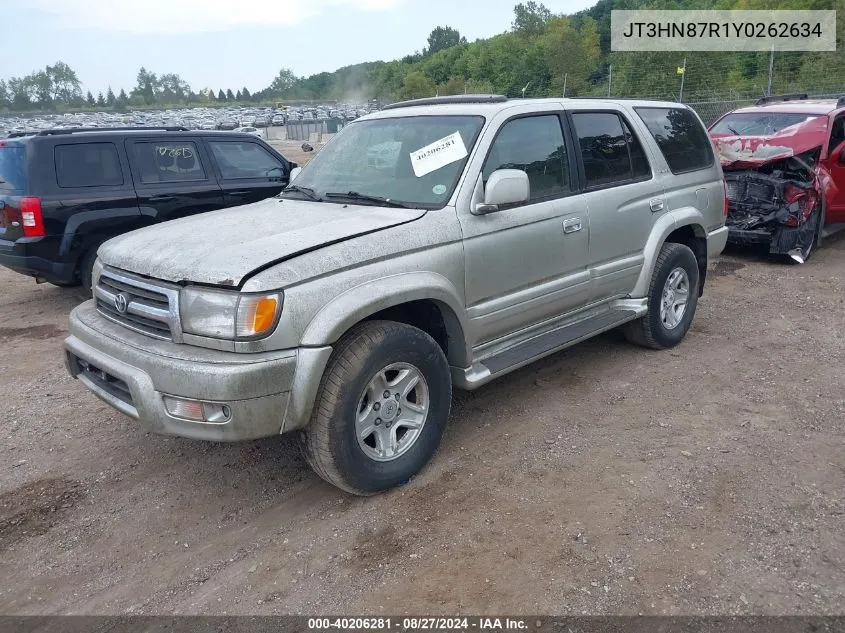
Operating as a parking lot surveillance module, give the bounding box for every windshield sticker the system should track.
[432,184,447,195]
[410,131,468,177]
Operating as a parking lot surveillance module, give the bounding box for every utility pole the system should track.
[766,46,775,96]
[678,57,687,102]
[562,73,567,98]
[607,65,612,97]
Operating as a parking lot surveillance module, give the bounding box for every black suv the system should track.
[0,126,294,290]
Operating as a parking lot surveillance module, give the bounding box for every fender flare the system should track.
[630,207,706,298]
[59,207,150,258]
[300,271,471,367]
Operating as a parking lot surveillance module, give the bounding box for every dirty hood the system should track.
[98,198,427,287]
[710,115,828,170]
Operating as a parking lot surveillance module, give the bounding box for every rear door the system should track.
[125,137,224,223]
[204,137,289,207]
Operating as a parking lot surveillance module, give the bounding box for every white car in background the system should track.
[233,126,265,139]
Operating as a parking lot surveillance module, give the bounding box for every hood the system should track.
[98,197,427,287]
[710,115,828,170]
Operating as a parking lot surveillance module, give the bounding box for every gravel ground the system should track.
[1,236,843,616]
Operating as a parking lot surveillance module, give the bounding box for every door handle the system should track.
[563,217,583,234]
[649,198,665,212]
[229,190,251,196]
[148,195,174,202]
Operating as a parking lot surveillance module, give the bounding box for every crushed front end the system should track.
[723,153,822,262]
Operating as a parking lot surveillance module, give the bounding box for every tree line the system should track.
[2,0,843,113]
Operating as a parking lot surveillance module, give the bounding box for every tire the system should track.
[624,242,700,350]
[301,320,452,495]
[785,205,821,265]
[80,244,101,293]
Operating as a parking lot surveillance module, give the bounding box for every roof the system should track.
[726,99,844,116]
[363,95,689,120]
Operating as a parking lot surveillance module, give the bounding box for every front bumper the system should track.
[64,301,331,441]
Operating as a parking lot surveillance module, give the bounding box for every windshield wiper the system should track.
[726,124,741,136]
[323,191,416,209]
[280,184,321,201]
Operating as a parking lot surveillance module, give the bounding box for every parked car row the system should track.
[0,102,379,139]
[2,93,841,496]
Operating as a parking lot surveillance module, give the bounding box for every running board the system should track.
[481,309,637,375]
[821,223,845,241]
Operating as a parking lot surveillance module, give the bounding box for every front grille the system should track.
[94,269,182,342]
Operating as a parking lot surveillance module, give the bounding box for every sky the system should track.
[0,0,597,96]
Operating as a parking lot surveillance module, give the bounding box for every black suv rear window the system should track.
[55,143,124,188]
[0,146,26,191]
[635,107,714,174]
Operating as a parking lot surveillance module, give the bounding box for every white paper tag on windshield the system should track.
[410,131,468,177]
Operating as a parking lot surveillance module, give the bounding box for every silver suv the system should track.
[64,95,729,495]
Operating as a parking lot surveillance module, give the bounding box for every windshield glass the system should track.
[0,146,26,191]
[289,115,485,208]
[710,112,823,137]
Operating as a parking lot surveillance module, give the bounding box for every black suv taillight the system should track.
[0,197,45,238]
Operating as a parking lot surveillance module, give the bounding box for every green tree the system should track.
[133,67,158,105]
[106,86,116,106]
[226,88,235,100]
[398,71,436,100]
[0,79,8,108]
[241,86,251,99]
[512,1,552,35]
[217,89,226,101]
[425,26,466,56]
[235,89,242,101]
[96,91,106,107]
[269,68,299,96]
[85,91,95,106]
[118,88,128,103]
[45,61,82,103]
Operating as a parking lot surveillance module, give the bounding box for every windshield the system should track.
[288,115,485,208]
[0,146,26,191]
[710,112,823,137]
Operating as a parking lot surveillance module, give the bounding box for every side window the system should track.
[635,107,714,174]
[208,141,285,179]
[828,116,845,155]
[571,112,650,188]
[482,115,571,202]
[131,141,206,183]
[55,143,123,188]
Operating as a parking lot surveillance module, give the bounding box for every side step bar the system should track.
[482,309,637,375]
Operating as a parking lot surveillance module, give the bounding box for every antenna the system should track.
[521,82,531,98]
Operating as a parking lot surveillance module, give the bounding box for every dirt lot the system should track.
[1,236,844,616]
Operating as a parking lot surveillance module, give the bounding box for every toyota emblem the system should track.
[114,293,129,314]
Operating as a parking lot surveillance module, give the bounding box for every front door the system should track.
[460,112,590,347]
[204,138,289,207]
[825,115,845,222]
[125,138,224,224]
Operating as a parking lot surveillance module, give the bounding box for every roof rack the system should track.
[754,93,808,106]
[382,94,508,110]
[34,126,190,135]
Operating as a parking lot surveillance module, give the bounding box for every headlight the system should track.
[181,287,283,340]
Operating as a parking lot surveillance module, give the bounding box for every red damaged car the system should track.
[708,94,845,263]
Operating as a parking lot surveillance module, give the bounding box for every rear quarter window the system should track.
[55,143,124,188]
[635,107,714,174]
[0,146,27,191]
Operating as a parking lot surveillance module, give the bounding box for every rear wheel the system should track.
[80,244,101,293]
[301,320,451,495]
[624,242,700,350]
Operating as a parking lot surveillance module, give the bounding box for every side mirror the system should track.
[289,166,303,181]
[301,142,314,152]
[473,169,530,214]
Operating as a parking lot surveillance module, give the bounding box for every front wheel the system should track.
[624,242,700,350]
[301,320,452,495]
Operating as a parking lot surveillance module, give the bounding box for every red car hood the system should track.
[710,116,828,170]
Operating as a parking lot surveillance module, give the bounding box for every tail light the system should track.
[0,197,45,238]
[19,198,45,237]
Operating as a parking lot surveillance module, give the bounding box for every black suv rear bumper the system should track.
[0,239,76,284]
